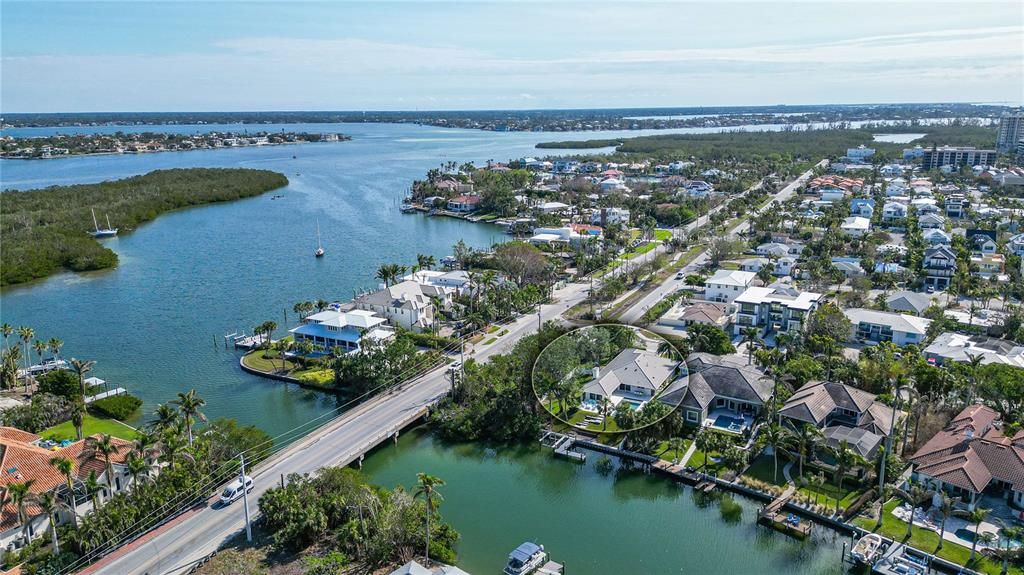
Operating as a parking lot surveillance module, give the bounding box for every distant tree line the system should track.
[0,168,288,285]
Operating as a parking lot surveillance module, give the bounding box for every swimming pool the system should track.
[713,414,745,432]
[622,400,643,411]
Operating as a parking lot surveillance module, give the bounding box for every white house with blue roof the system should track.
[289,309,395,354]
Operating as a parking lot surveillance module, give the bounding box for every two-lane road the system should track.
[87,283,589,575]
[616,162,826,325]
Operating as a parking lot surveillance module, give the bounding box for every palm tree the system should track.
[893,479,928,540]
[70,400,86,441]
[7,480,36,542]
[274,339,293,372]
[955,506,991,563]
[131,431,161,461]
[32,340,47,365]
[83,470,104,510]
[376,263,402,287]
[740,327,761,365]
[792,423,824,479]
[761,423,788,484]
[150,403,179,432]
[417,253,436,272]
[414,473,445,562]
[17,325,34,375]
[69,357,96,399]
[257,320,277,349]
[47,338,63,361]
[599,396,612,431]
[172,389,207,446]
[159,426,194,468]
[49,456,76,494]
[126,454,156,487]
[936,492,954,550]
[964,352,985,405]
[1,323,12,350]
[668,437,686,464]
[84,434,120,492]
[35,492,66,553]
[829,440,863,516]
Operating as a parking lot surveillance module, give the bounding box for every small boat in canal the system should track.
[503,542,550,575]
[89,208,118,238]
[400,202,416,213]
[851,532,884,564]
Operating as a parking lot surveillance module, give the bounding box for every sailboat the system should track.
[314,220,325,257]
[90,208,118,238]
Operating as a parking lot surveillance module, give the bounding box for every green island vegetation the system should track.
[535,122,997,162]
[0,167,288,285]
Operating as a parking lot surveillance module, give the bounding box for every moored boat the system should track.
[851,532,884,564]
[89,208,118,238]
[503,542,547,575]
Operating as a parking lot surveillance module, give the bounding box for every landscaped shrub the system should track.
[0,393,73,433]
[36,369,81,399]
[88,394,143,420]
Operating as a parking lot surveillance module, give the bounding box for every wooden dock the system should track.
[758,486,812,539]
[540,431,586,462]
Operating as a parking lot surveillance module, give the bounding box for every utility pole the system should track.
[537,306,542,333]
[240,453,252,544]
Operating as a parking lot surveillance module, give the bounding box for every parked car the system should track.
[220,476,254,505]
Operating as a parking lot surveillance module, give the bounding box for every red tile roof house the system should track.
[446,195,481,213]
[908,405,1024,511]
[0,427,139,551]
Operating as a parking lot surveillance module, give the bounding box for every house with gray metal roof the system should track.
[671,353,772,432]
[581,348,680,409]
[780,381,901,458]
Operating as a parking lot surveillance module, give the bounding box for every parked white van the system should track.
[219,476,254,505]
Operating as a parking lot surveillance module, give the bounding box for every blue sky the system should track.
[2,1,1022,112]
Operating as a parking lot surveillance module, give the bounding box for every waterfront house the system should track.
[780,381,901,459]
[402,269,474,296]
[289,309,395,354]
[355,280,445,331]
[0,428,138,551]
[704,269,757,304]
[447,195,481,213]
[598,177,630,194]
[389,561,471,575]
[843,308,930,347]
[538,201,570,214]
[580,348,680,409]
[732,284,823,336]
[923,245,957,290]
[909,404,1024,510]
[672,354,771,431]
[924,332,1024,368]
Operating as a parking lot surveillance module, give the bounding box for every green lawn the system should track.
[742,454,860,511]
[654,229,672,241]
[853,499,1020,575]
[41,414,138,442]
[650,437,692,462]
[241,349,299,372]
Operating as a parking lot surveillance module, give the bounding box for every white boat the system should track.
[90,208,118,238]
[400,203,416,213]
[851,533,884,564]
[314,219,325,257]
[503,542,547,575]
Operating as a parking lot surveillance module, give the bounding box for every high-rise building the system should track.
[997,111,1024,153]
[921,146,997,170]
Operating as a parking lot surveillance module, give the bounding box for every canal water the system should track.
[363,428,850,575]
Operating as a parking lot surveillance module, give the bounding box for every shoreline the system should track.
[0,138,349,161]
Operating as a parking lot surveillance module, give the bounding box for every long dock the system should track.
[757,486,812,539]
